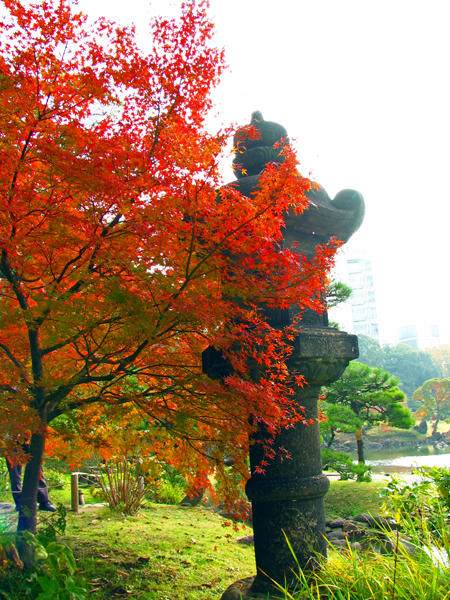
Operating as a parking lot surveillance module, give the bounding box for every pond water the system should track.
[349,444,450,473]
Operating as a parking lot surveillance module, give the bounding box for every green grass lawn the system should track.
[0,476,389,599]
[65,504,255,599]
[324,479,386,519]
[1,475,256,599]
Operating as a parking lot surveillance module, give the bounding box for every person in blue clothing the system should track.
[5,448,56,513]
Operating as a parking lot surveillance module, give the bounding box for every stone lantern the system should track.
[203,112,364,598]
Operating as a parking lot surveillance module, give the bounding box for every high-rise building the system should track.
[398,324,440,350]
[328,252,380,341]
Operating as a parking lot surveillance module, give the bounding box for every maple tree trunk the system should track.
[16,427,46,569]
[17,429,46,534]
[355,428,365,464]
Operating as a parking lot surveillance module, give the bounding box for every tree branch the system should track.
[40,315,123,357]
[0,343,30,383]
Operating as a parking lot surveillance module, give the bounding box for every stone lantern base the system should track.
[223,577,270,599]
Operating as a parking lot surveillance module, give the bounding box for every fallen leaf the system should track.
[117,570,129,578]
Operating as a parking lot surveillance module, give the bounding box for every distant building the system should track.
[398,324,440,350]
[328,252,380,342]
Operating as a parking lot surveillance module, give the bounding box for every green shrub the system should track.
[0,505,87,600]
[42,458,71,475]
[380,468,450,544]
[150,465,186,505]
[322,448,372,482]
[426,466,450,512]
[151,478,185,505]
[44,468,67,490]
[0,460,9,494]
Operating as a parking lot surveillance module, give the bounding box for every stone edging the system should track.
[236,513,414,556]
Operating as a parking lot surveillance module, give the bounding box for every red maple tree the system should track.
[0,0,337,534]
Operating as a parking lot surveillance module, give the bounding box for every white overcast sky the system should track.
[15,0,450,343]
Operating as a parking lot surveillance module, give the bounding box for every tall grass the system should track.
[271,530,450,600]
[90,456,149,515]
[273,470,450,600]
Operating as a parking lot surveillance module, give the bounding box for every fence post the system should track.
[71,472,79,513]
